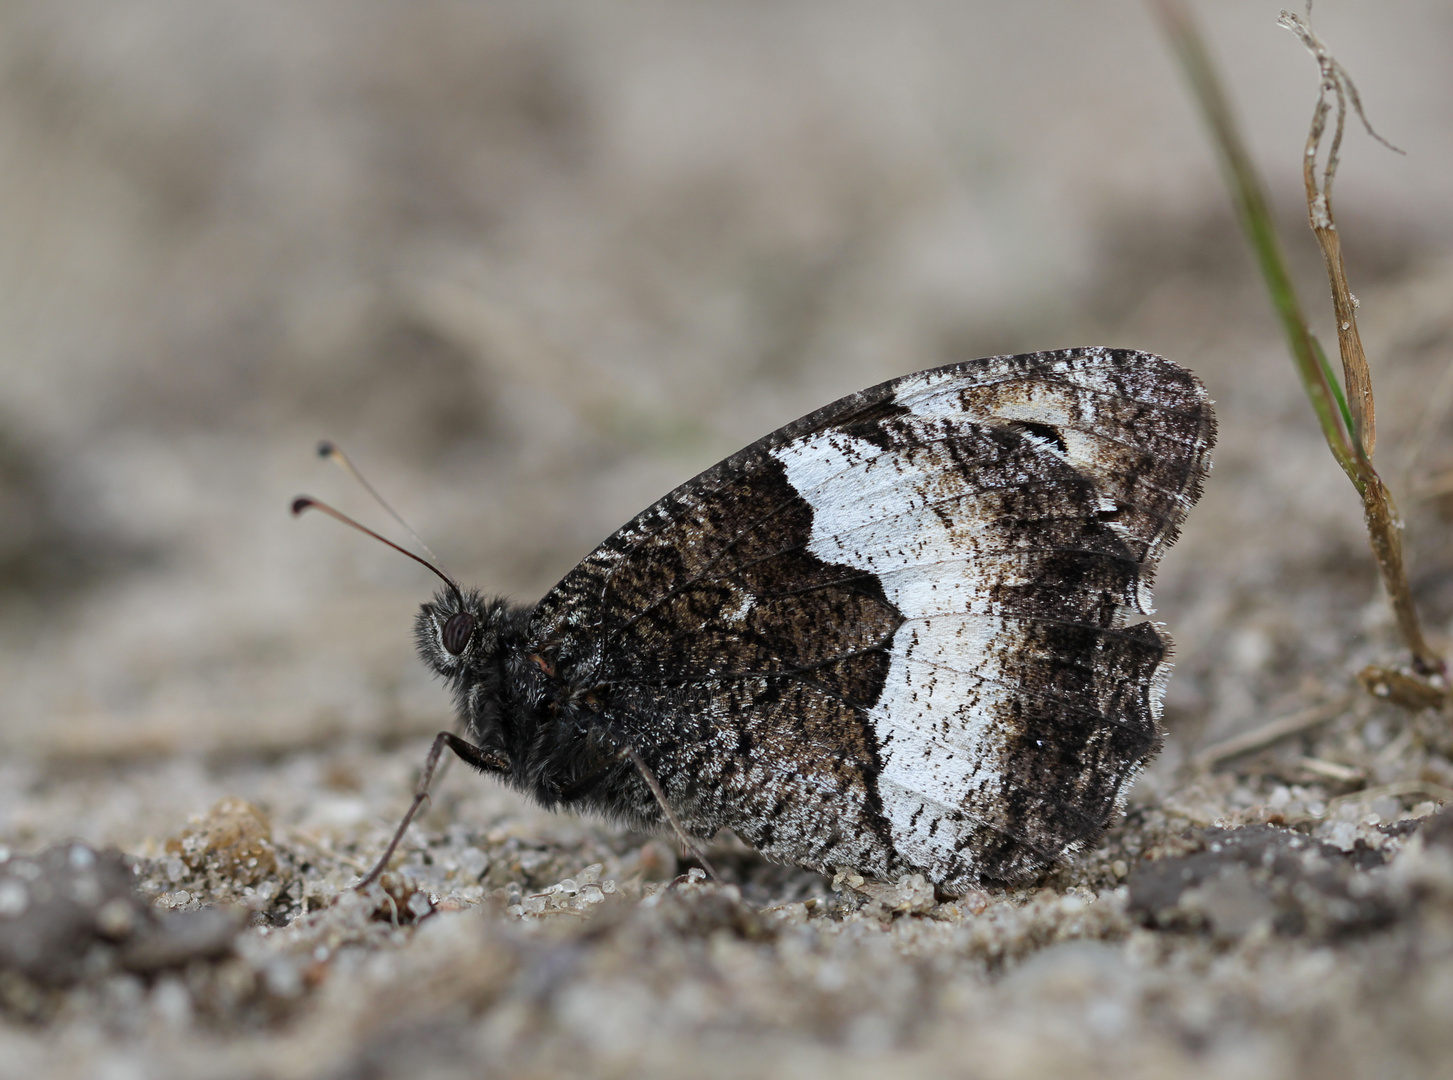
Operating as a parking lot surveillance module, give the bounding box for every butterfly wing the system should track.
[529,347,1214,888]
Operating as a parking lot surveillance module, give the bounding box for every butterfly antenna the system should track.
[316,440,452,576]
[291,496,464,609]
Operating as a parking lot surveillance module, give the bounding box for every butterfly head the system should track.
[415,588,535,766]
[415,587,510,680]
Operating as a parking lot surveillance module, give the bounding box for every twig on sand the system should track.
[1191,695,1353,770]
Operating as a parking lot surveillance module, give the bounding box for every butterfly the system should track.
[300,347,1214,893]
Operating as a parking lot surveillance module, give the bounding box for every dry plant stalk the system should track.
[1154,0,1446,700]
[1279,7,1442,688]
[1278,7,1395,455]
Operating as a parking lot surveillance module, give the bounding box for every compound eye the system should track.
[441,612,475,656]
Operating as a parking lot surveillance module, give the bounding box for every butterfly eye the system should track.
[441,612,476,655]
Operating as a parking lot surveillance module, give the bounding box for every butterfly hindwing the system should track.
[527,347,1214,888]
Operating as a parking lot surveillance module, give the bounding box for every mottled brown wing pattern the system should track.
[528,347,1214,888]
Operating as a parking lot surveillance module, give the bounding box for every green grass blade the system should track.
[1152,0,1362,491]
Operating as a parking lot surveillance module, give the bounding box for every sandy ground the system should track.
[3,2,1453,1077]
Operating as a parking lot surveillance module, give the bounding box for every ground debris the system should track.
[0,842,243,1019]
[165,796,277,889]
[1127,823,1397,940]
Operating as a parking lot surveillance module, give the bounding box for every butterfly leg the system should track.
[356,732,509,889]
[625,746,722,885]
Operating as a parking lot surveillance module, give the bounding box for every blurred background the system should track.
[1,0,1451,851]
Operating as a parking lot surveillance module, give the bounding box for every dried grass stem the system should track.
[1154,0,1444,683]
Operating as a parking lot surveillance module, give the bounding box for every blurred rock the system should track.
[1128,825,1397,941]
[0,842,241,994]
